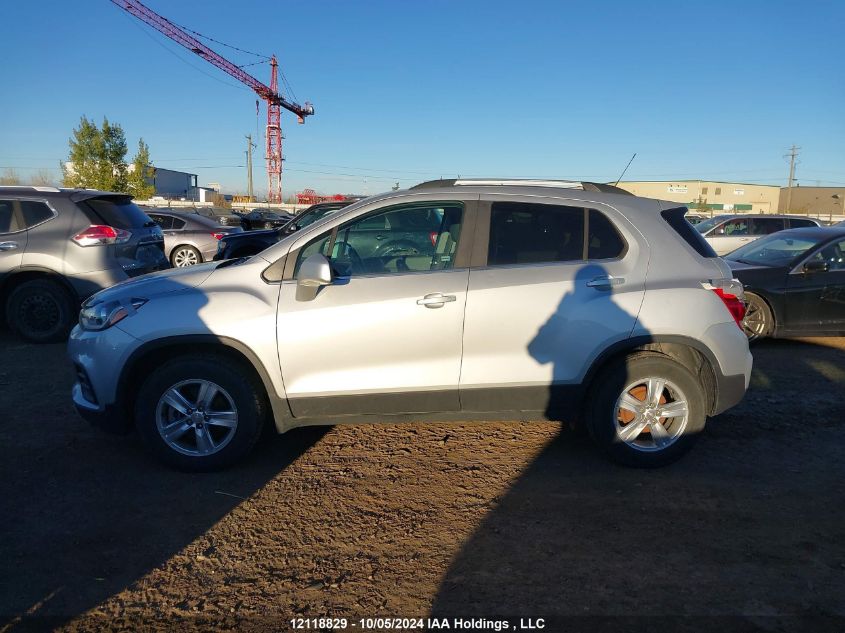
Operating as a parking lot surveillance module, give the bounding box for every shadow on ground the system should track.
[0,332,326,630]
[431,337,845,629]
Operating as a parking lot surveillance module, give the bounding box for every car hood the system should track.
[85,262,218,304]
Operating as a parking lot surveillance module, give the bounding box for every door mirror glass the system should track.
[803,259,830,274]
[296,253,333,301]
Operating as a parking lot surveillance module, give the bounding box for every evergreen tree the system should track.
[128,139,156,200]
[62,116,133,192]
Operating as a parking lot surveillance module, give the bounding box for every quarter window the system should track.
[172,217,186,230]
[20,201,54,228]
[588,209,625,259]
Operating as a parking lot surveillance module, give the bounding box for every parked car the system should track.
[724,226,845,340]
[145,210,243,267]
[240,209,293,231]
[0,186,168,343]
[695,214,821,255]
[214,200,355,261]
[189,206,244,228]
[69,178,751,471]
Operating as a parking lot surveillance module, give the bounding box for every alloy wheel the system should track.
[614,377,689,452]
[173,248,199,267]
[742,297,767,340]
[156,379,238,456]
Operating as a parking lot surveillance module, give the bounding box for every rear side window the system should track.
[80,197,153,229]
[149,214,174,230]
[661,207,717,257]
[172,217,186,230]
[751,218,785,235]
[20,201,54,228]
[0,200,19,233]
[489,202,584,265]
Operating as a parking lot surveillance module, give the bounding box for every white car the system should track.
[696,214,821,256]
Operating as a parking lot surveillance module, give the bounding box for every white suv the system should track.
[68,179,752,470]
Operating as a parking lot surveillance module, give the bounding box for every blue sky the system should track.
[1,0,843,198]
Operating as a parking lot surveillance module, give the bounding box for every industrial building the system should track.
[779,185,845,218]
[617,180,781,213]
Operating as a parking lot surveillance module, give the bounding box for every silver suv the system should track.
[68,179,753,470]
[0,186,168,342]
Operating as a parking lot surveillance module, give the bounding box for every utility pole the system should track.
[784,145,800,212]
[245,134,255,202]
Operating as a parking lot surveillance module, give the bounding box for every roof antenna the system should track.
[613,153,637,186]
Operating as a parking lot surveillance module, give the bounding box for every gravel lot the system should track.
[1,332,844,632]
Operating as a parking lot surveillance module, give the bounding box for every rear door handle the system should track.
[416,293,456,308]
[586,275,624,289]
[0,242,18,251]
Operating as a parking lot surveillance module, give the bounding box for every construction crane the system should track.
[110,0,314,203]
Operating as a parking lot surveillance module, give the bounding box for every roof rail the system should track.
[409,178,633,195]
[0,185,62,193]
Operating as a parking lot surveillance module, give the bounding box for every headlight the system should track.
[79,298,147,331]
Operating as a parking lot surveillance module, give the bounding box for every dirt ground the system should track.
[1,331,844,632]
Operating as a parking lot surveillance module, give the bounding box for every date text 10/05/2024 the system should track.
[290,617,546,630]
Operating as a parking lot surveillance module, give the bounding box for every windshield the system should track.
[725,233,823,267]
[295,207,343,229]
[695,216,726,234]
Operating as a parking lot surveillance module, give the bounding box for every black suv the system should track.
[215,201,355,260]
[0,187,168,342]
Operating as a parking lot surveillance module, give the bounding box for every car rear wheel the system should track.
[586,353,706,467]
[171,245,201,267]
[741,292,773,342]
[6,279,76,343]
[135,356,268,471]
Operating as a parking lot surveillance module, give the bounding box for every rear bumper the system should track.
[704,322,754,415]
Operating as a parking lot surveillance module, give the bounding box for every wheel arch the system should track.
[581,335,722,416]
[1,267,77,312]
[118,335,290,431]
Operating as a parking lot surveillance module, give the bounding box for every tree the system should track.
[62,115,132,192]
[0,168,22,185]
[29,169,57,187]
[128,139,155,200]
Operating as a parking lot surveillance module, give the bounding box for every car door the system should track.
[0,199,26,282]
[460,196,646,415]
[706,217,754,255]
[276,197,476,417]
[787,238,845,330]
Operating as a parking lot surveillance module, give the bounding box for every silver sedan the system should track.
[145,210,243,267]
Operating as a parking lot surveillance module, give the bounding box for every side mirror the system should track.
[803,260,829,274]
[296,253,333,301]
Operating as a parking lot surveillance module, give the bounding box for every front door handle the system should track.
[416,293,456,308]
[586,275,624,289]
[0,242,18,251]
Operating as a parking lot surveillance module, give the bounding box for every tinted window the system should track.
[172,217,187,230]
[751,218,784,236]
[148,214,174,230]
[588,209,625,259]
[81,197,153,229]
[716,218,749,236]
[20,201,54,228]
[488,202,584,265]
[0,200,18,233]
[661,208,717,258]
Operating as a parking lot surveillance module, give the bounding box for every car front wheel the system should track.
[586,353,706,467]
[135,356,267,471]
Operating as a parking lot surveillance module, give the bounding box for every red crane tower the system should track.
[110,0,314,203]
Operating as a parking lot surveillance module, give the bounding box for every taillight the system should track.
[705,279,746,328]
[72,225,132,247]
[429,231,438,247]
[211,232,225,240]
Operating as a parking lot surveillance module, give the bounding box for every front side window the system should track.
[808,240,845,271]
[488,202,584,265]
[716,219,749,236]
[295,202,463,277]
[20,201,54,228]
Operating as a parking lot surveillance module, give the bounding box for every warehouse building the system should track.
[617,180,781,213]
[779,185,845,218]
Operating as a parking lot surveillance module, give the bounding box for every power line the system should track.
[170,20,270,60]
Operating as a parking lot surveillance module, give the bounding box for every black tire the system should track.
[134,355,268,471]
[585,353,707,468]
[171,245,202,267]
[741,292,773,342]
[6,279,77,343]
